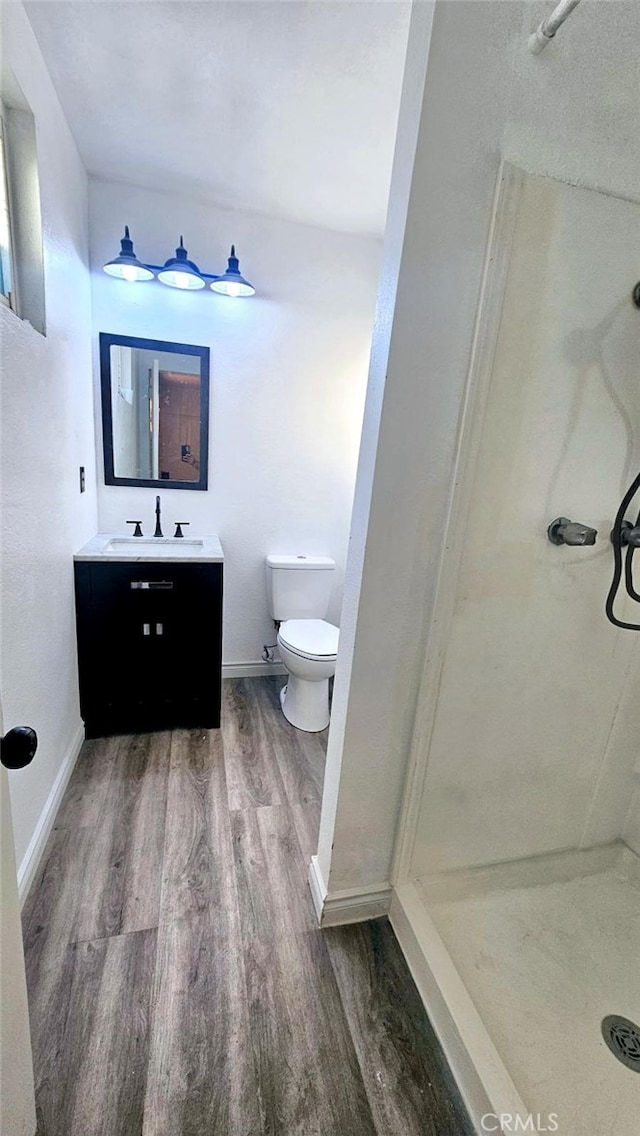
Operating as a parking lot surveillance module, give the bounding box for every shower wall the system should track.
[623,686,640,854]
[411,172,640,878]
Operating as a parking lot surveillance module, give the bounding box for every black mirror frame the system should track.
[99,332,210,491]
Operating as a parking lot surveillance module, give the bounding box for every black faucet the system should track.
[154,495,163,538]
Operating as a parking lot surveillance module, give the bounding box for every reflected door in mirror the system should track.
[158,370,200,481]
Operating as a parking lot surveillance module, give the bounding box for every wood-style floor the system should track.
[22,677,472,1136]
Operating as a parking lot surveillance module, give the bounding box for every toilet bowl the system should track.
[277,618,339,732]
[265,553,338,731]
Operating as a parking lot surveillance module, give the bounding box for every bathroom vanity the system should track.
[74,534,223,738]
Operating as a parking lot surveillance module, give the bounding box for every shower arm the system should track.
[528,0,582,55]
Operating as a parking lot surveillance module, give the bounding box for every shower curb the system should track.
[389,881,527,1135]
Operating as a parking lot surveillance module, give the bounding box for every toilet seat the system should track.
[278,619,339,661]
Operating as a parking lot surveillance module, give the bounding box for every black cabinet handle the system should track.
[1,726,38,770]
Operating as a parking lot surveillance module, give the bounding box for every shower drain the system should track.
[601,1015,640,1072]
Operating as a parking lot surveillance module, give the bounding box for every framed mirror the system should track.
[99,332,210,490]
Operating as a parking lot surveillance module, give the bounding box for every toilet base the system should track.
[279,677,330,732]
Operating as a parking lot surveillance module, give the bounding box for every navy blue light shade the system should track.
[210,245,255,297]
[157,237,206,290]
[103,226,155,281]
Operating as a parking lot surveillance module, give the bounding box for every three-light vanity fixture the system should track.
[103,227,255,297]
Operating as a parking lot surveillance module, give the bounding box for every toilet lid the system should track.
[279,619,339,658]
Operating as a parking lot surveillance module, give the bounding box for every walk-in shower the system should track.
[392,166,640,1136]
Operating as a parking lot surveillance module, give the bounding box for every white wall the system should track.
[316,0,435,890]
[110,345,137,478]
[318,0,517,893]
[318,0,640,895]
[90,179,380,665]
[412,172,640,876]
[0,3,97,871]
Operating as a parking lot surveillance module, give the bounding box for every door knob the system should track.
[1,726,38,770]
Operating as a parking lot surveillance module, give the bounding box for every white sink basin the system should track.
[74,533,224,563]
[103,537,204,557]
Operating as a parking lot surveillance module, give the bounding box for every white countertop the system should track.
[74,532,224,564]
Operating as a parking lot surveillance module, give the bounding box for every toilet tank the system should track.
[266,555,335,620]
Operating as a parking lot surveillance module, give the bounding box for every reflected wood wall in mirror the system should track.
[99,333,210,490]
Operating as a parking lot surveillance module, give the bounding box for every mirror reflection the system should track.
[100,334,209,490]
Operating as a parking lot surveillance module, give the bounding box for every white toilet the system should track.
[266,554,339,732]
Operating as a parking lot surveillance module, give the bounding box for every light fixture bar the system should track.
[102,229,255,297]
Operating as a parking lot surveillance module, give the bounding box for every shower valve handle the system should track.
[614,520,640,548]
[547,517,597,546]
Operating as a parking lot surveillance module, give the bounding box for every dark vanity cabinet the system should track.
[74,560,222,737]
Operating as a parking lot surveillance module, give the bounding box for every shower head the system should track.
[633,282,640,309]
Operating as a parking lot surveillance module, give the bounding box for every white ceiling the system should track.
[25,0,411,237]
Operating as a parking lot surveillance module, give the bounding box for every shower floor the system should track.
[417,843,640,1136]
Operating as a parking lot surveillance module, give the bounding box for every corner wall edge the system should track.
[308,856,391,927]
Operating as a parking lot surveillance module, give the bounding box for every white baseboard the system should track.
[390,882,527,1134]
[308,855,327,921]
[18,723,84,907]
[223,661,287,679]
[308,855,391,927]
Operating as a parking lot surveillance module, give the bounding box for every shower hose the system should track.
[606,470,640,630]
